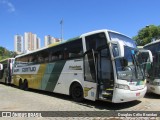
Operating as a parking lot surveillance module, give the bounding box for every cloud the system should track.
[0,0,15,13]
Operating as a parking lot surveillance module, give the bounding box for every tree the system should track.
[133,25,160,46]
[0,46,17,60]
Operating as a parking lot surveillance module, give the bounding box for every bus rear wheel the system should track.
[5,78,7,84]
[19,80,23,90]
[23,80,28,91]
[71,83,83,102]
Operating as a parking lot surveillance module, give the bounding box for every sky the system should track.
[0,0,160,51]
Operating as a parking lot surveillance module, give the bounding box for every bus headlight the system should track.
[115,84,130,90]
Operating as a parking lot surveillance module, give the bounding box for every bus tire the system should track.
[8,76,11,84]
[71,83,84,102]
[5,78,7,84]
[19,79,23,90]
[23,80,28,91]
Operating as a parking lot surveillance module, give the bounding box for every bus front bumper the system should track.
[147,85,160,95]
[112,86,147,103]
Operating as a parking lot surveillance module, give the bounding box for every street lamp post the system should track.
[60,19,63,41]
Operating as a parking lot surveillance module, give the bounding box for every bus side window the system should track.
[49,51,57,62]
[85,32,107,51]
[64,51,69,59]
[38,57,43,63]
[49,51,56,62]
[49,52,52,62]
[52,55,59,61]
[48,45,64,62]
[37,49,49,63]
[65,39,83,59]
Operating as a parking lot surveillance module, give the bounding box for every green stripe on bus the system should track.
[41,63,55,90]
[45,60,66,91]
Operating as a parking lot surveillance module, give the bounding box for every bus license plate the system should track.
[136,92,140,96]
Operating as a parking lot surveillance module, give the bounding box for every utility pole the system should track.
[60,19,63,41]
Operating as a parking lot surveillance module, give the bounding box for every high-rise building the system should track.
[24,32,40,52]
[44,35,53,47]
[44,35,61,47]
[37,37,41,49]
[14,34,23,54]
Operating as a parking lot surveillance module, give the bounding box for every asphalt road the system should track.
[0,83,160,119]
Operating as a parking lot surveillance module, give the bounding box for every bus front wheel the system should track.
[71,83,83,102]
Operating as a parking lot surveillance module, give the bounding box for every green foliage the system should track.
[133,25,160,46]
[0,46,16,61]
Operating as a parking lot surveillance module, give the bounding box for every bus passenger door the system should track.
[97,48,114,101]
[83,50,97,101]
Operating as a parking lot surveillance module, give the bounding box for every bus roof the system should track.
[144,39,160,47]
[15,29,131,58]
[80,29,132,39]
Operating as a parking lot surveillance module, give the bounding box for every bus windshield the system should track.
[109,32,136,48]
[109,32,145,81]
[144,44,160,80]
[114,47,144,81]
[150,55,160,79]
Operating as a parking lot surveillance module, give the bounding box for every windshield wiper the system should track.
[132,54,144,80]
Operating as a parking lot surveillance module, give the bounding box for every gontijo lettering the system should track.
[13,65,40,75]
[22,67,36,72]
[14,69,19,72]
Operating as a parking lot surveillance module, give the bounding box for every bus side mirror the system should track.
[138,50,153,63]
[148,50,153,63]
[109,40,124,59]
[0,64,3,70]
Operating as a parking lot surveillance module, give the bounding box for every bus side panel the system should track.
[54,59,83,95]
[41,60,66,92]
[13,59,83,95]
[41,63,56,90]
[30,64,47,89]
[13,74,19,86]
[13,64,47,89]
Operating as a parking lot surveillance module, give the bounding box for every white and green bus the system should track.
[13,29,152,103]
[144,40,160,95]
[0,58,15,84]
